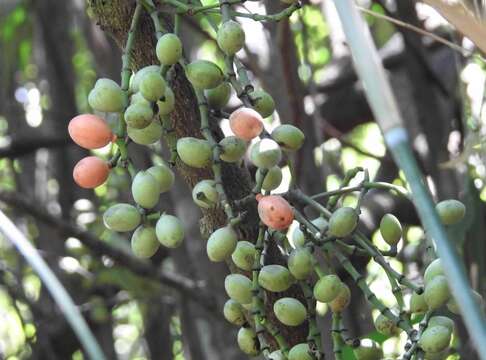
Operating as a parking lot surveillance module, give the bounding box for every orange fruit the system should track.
[229,107,263,141]
[257,195,293,230]
[68,114,113,149]
[73,156,109,188]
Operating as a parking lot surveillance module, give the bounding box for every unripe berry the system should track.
[288,343,312,360]
[419,325,451,354]
[379,213,402,246]
[140,71,166,102]
[225,274,252,304]
[219,136,247,163]
[68,114,113,149]
[291,226,306,248]
[131,171,160,209]
[73,156,109,189]
[217,20,245,55]
[130,92,150,106]
[424,259,444,284]
[229,107,264,141]
[257,166,283,191]
[250,89,275,118]
[231,241,256,271]
[156,33,182,65]
[258,264,293,292]
[288,247,313,280]
[328,207,358,238]
[353,340,383,360]
[250,139,282,169]
[273,297,307,326]
[192,179,219,208]
[223,299,246,326]
[409,291,428,314]
[424,275,450,310]
[103,203,141,232]
[329,283,351,312]
[374,313,399,336]
[124,102,153,129]
[237,327,259,356]
[127,120,163,145]
[157,87,175,115]
[186,60,224,89]
[155,214,184,248]
[176,137,212,168]
[428,316,454,333]
[271,124,305,152]
[436,199,465,225]
[205,82,231,109]
[313,274,343,303]
[424,350,449,360]
[207,226,238,262]
[131,225,159,258]
[147,164,175,193]
[88,78,125,113]
[130,65,159,93]
[257,195,294,230]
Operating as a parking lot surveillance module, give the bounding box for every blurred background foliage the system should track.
[0,0,485,359]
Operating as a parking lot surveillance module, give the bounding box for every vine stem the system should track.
[331,312,344,360]
[311,181,410,201]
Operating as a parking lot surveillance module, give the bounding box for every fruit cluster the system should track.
[69,2,482,359]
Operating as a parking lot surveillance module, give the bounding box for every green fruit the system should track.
[130,92,150,106]
[257,166,283,191]
[131,171,160,209]
[219,136,247,163]
[103,203,141,232]
[424,275,450,310]
[258,264,293,292]
[410,292,428,313]
[156,33,182,65]
[140,71,166,102]
[312,217,328,231]
[329,283,351,312]
[225,274,253,304]
[124,102,153,129]
[207,226,238,262]
[192,179,219,208]
[88,78,125,113]
[217,20,245,55]
[353,341,383,360]
[186,60,224,89]
[250,89,275,118]
[447,290,483,314]
[269,350,284,360]
[130,65,159,93]
[205,82,231,109]
[250,139,282,169]
[291,226,306,248]
[288,247,313,280]
[424,259,444,284]
[428,316,454,333]
[176,137,212,168]
[328,207,358,238]
[155,214,184,248]
[288,343,312,360]
[436,199,465,225]
[231,241,256,271]
[379,213,402,246]
[419,325,451,353]
[147,164,175,193]
[271,124,305,151]
[131,225,159,258]
[313,274,343,303]
[273,297,307,326]
[237,327,259,356]
[223,299,246,326]
[127,120,163,145]
[424,350,449,360]
[157,87,175,115]
[374,313,399,336]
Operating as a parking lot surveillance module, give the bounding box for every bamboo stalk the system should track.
[0,211,106,360]
[333,0,486,357]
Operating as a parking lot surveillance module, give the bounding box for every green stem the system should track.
[299,281,323,356]
[331,312,345,360]
[312,181,410,202]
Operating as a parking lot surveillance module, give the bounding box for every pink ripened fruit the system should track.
[73,156,110,189]
[229,107,264,141]
[68,114,113,149]
[257,195,294,230]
